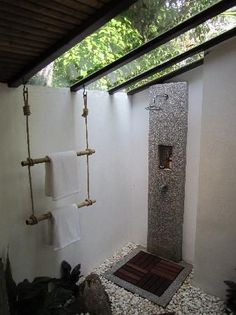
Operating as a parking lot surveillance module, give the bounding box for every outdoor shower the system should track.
[147,83,188,262]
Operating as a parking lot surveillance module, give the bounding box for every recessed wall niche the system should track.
[158,145,173,170]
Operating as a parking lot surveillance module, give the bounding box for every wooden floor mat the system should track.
[114,251,183,297]
[103,246,192,306]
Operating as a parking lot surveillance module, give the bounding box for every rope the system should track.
[82,88,90,201]
[22,85,93,219]
[23,86,35,216]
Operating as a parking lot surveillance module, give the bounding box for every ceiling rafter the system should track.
[7,0,138,87]
[70,0,236,92]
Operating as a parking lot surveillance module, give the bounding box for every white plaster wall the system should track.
[129,90,149,246]
[0,85,132,282]
[167,67,203,264]
[1,37,234,294]
[0,72,202,284]
[194,38,236,299]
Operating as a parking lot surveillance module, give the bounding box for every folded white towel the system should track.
[49,204,80,251]
[45,151,79,201]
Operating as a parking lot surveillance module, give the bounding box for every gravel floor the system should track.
[93,243,230,315]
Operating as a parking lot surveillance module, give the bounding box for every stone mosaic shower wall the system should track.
[147,82,188,262]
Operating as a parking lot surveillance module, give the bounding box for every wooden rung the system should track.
[26,212,52,225]
[21,149,95,167]
[26,199,96,225]
[77,199,96,208]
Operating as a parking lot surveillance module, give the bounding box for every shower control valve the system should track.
[160,184,168,193]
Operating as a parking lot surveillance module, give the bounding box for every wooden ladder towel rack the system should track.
[22,85,96,226]
[26,199,96,225]
[21,149,95,167]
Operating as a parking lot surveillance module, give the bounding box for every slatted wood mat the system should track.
[114,251,183,297]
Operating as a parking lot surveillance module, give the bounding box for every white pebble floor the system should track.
[93,243,230,315]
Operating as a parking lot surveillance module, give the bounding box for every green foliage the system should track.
[31,0,235,90]
[225,279,236,313]
[52,17,142,87]
[126,53,203,92]
[7,260,83,315]
[123,0,218,42]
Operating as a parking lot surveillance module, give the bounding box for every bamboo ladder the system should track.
[21,86,96,225]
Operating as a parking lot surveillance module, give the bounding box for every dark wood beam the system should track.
[127,59,204,95]
[71,0,236,92]
[8,0,138,87]
[108,27,236,94]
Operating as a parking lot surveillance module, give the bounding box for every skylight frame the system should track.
[70,0,236,92]
[108,27,236,94]
[127,58,204,95]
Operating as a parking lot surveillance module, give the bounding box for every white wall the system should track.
[129,90,149,246]
[0,71,202,284]
[1,38,235,296]
[124,39,236,297]
[167,67,203,264]
[194,38,236,298]
[0,85,133,282]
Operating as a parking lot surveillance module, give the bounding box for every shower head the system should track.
[146,93,168,111]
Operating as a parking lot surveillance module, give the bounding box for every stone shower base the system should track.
[93,243,229,315]
[103,246,192,307]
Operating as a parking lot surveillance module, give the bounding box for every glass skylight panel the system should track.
[90,6,236,91]
[29,0,220,88]
[126,53,204,93]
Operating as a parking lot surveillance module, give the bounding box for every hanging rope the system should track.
[21,85,95,226]
[23,86,37,223]
[82,87,92,205]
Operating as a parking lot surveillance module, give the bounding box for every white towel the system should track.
[49,204,80,251]
[45,151,79,200]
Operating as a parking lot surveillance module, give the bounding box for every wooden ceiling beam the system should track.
[1,0,84,25]
[0,34,49,49]
[8,0,137,87]
[76,0,103,10]
[0,20,62,39]
[0,2,75,30]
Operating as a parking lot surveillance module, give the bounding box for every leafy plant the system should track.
[5,252,17,315]
[5,259,83,315]
[225,278,236,314]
